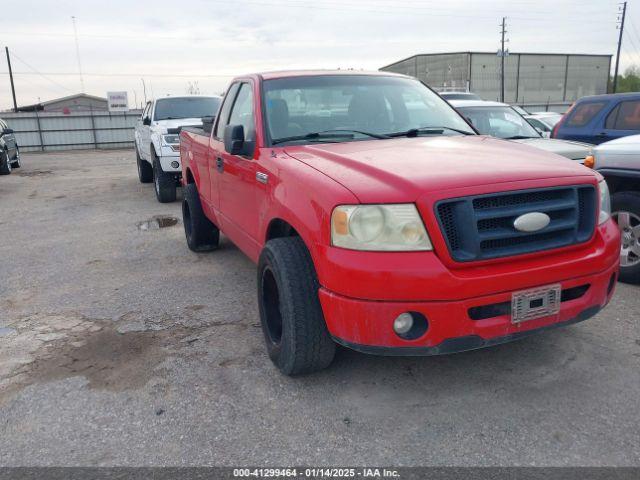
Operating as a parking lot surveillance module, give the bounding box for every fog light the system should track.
[393,312,429,340]
[171,161,180,169]
[393,313,414,335]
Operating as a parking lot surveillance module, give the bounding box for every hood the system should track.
[284,136,594,203]
[152,117,202,133]
[512,138,591,161]
[595,134,640,153]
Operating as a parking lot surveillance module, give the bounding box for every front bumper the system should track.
[158,146,181,173]
[319,252,619,355]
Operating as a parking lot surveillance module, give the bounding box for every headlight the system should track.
[598,179,611,225]
[331,204,432,251]
[162,134,180,145]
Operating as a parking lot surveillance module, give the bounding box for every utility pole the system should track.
[499,17,507,103]
[71,16,85,93]
[613,1,627,93]
[5,47,17,112]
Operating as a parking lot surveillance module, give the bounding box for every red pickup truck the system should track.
[180,71,620,375]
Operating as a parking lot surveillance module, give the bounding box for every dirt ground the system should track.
[0,149,639,466]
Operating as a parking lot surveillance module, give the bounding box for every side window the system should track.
[227,83,255,142]
[528,118,548,132]
[605,105,620,129]
[612,100,640,130]
[566,102,606,127]
[214,83,240,138]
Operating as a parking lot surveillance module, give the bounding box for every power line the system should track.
[0,71,237,78]
[7,50,72,92]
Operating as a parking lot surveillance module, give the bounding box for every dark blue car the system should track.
[552,92,640,145]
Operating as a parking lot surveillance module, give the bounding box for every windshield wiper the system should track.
[504,135,538,140]
[387,126,474,138]
[271,129,389,145]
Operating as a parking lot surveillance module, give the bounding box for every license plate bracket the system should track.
[511,284,561,324]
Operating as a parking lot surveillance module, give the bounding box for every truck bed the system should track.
[181,126,208,137]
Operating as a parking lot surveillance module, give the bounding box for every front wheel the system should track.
[10,147,21,168]
[612,191,640,284]
[0,150,12,175]
[153,155,177,203]
[257,237,336,375]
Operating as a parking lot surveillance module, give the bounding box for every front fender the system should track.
[258,151,358,283]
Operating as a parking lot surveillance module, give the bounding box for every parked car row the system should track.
[449,100,591,162]
[174,70,620,375]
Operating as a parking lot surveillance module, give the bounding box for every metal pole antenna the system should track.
[5,47,18,112]
[613,2,627,93]
[71,16,85,93]
[500,17,507,103]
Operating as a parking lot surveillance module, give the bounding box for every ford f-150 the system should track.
[179,71,620,375]
[135,95,221,202]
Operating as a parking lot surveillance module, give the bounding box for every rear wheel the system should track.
[182,183,219,252]
[612,191,640,284]
[257,237,336,375]
[153,153,177,203]
[0,150,12,175]
[136,145,153,183]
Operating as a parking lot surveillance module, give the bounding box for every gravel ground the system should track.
[0,149,639,467]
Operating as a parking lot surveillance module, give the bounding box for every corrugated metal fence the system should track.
[2,110,141,152]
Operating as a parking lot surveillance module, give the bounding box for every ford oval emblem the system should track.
[513,212,551,233]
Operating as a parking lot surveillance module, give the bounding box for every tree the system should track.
[610,66,640,93]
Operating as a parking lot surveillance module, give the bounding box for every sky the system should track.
[1,0,638,110]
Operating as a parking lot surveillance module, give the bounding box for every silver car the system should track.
[590,134,640,284]
[451,100,591,162]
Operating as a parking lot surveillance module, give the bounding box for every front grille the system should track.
[435,185,597,262]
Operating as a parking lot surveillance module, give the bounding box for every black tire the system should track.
[257,237,336,375]
[153,153,177,203]
[612,191,640,284]
[182,183,219,252]
[10,147,21,168]
[0,150,11,175]
[136,145,152,183]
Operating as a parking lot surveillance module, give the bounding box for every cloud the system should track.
[0,0,628,109]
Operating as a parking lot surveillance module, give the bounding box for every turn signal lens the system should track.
[584,155,595,169]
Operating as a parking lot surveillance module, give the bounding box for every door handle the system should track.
[256,172,269,184]
[216,157,224,173]
[596,132,608,137]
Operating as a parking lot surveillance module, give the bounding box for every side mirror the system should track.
[143,116,151,126]
[2,128,13,135]
[224,124,252,156]
[202,116,216,135]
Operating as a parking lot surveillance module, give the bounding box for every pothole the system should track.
[17,170,54,177]
[137,215,179,231]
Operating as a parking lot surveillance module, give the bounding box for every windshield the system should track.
[457,106,540,139]
[153,97,221,121]
[263,75,475,145]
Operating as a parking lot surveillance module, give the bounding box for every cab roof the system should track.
[255,70,411,80]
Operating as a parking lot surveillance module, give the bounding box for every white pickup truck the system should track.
[134,95,221,202]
